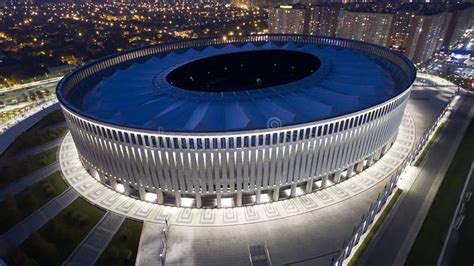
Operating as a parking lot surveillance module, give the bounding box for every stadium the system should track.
[56,35,416,208]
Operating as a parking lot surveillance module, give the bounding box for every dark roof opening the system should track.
[166,50,320,92]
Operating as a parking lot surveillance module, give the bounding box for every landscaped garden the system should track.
[0,171,68,234]
[0,146,58,187]
[7,198,106,265]
[0,110,67,187]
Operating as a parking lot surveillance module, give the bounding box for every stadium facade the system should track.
[57,35,416,208]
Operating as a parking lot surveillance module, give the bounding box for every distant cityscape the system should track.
[0,0,473,89]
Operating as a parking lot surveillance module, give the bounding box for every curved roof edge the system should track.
[57,34,417,134]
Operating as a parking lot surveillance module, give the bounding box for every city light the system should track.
[0,2,472,265]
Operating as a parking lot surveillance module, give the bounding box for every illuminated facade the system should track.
[57,35,416,208]
[307,4,342,37]
[269,5,308,34]
[336,11,394,47]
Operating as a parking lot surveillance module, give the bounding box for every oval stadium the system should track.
[56,35,416,208]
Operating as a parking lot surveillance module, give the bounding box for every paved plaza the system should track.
[59,111,415,264]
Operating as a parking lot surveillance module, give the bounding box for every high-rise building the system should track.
[443,5,474,47]
[387,11,411,53]
[404,12,448,63]
[268,4,309,34]
[269,2,472,62]
[335,11,394,47]
[307,4,343,37]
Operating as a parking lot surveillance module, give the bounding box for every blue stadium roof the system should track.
[63,41,409,133]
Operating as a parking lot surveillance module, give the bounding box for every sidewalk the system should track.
[15,138,63,161]
[135,222,166,266]
[64,212,125,265]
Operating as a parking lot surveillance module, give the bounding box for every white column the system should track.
[346,165,354,179]
[236,191,242,207]
[290,183,297,198]
[255,189,261,204]
[216,193,222,208]
[367,154,375,167]
[195,193,202,208]
[273,186,280,201]
[356,161,364,173]
[138,187,146,201]
[373,149,382,161]
[305,180,313,193]
[175,192,182,207]
[156,190,164,204]
[333,171,341,183]
[321,175,328,188]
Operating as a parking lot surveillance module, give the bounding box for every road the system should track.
[358,90,474,266]
[0,77,62,94]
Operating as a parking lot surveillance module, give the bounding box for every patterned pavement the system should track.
[58,112,415,227]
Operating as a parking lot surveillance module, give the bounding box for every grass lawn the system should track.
[0,172,68,234]
[406,120,474,265]
[36,126,68,145]
[0,91,23,101]
[348,189,402,266]
[97,219,143,266]
[414,122,445,166]
[453,190,474,265]
[0,146,58,187]
[7,198,106,265]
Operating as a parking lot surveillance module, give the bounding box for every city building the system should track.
[57,35,415,209]
[443,5,474,48]
[335,10,394,47]
[387,11,415,53]
[307,4,343,36]
[404,12,448,63]
[268,4,309,34]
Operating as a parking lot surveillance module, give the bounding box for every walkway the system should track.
[0,162,59,201]
[64,212,125,266]
[0,188,78,255]
[15,138,63,161]
[136,222,167,266]
[39,121,67,133]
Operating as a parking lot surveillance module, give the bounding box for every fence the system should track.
[333,87,457,265]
